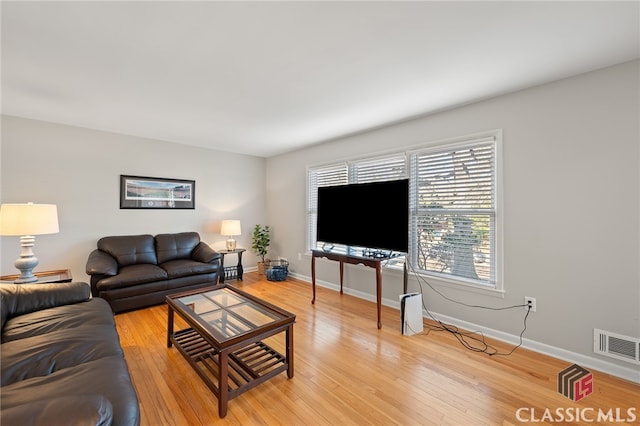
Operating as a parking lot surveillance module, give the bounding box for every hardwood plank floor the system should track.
[115,273,639,425]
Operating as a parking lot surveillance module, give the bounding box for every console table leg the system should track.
[403,257,408,294]
[311,249,385,329]
[376,263,382,329]
[311,255,316,304]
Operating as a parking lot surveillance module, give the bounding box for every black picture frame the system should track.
[120,175,195,209]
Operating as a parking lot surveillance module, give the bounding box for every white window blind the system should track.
[350,154,407,183]
[410,138,496,286]
[307,154,407,252]
[307,164,348,251]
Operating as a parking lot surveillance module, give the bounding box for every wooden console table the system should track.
[311,250,407,329]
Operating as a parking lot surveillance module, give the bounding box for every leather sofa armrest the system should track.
[1,282,91,322]
[86,249,118,276]
[191,242,221,263]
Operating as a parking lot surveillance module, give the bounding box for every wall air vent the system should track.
[594,329,640,365]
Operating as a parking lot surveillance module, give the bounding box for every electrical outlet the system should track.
[298,253,302,261]
[524,297,537,312]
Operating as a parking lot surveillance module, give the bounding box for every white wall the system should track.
[1,116,267,281]
[266,60,640,379]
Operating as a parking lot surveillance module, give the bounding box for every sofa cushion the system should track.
[96,264,168,290]
[1,324,123,386]
[1,282,91,324]
[1,298,114,343]
[161,259,219,279]
[1,395,113,426]
[155,232,200,264]
[0,356,140,426]
[98,234,157,266]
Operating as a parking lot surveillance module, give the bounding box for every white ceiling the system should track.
[2,1,639,158]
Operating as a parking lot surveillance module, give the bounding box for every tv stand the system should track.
[311,249,408,329]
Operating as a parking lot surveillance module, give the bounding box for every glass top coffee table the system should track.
[166,284,296,418]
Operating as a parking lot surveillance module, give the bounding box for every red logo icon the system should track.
[558,364,593,401]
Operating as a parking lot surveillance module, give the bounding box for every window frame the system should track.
[408,133,502,292]
[306,130,503,293]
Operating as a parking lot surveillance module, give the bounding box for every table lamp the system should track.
[0,203,59,283]
[221,220,241,251]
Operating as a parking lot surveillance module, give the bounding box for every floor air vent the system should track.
[594,329,640,365]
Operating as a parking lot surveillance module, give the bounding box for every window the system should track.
[410,136,498,287]
[307,164,348,252]
[307,132,500,289]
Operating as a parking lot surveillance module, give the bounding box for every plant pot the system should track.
[257,261,267,275]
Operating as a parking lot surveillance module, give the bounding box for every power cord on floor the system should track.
[405,261,531,356]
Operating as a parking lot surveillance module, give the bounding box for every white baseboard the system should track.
[289,272,640,384]
[429,312,640,384]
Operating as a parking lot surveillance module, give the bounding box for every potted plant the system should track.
[252,224,270,274]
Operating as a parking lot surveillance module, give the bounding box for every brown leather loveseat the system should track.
[86,232,220,313]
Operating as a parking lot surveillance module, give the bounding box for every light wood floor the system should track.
[115,273,638,425]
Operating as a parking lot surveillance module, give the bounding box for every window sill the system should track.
[306,251,504,299]
[385,264,505,299]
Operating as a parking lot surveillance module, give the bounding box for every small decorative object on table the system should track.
[266,259,289,282]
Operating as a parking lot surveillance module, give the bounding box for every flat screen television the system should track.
[316,179,409,254]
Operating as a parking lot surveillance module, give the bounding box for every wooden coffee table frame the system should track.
[166,284,295,418]
[167,285,295,417]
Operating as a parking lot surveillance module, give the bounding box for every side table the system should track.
[219,249,246,283]
[0,268,72,284]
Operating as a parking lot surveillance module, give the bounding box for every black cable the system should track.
[405,260,531,356]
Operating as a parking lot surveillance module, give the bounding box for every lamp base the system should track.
[226,238,237,251]
[14,235,39,283]
[14,274,38,284]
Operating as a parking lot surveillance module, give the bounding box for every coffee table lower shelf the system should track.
[171,328,289,413]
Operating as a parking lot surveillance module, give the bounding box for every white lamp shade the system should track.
[0,203,60,236]
[220,220,241,236]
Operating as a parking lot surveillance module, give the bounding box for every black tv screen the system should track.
[316,179,409,253]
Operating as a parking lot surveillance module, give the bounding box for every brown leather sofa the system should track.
[86,232,221,313]
[0,282,140,426]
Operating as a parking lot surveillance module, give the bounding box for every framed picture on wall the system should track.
[120,175,195,209]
